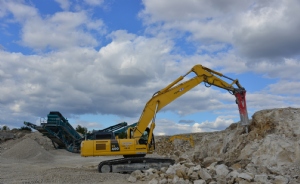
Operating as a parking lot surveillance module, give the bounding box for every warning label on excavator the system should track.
[111,140,120,151]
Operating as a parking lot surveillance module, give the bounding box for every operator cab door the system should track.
[138,127,155,150]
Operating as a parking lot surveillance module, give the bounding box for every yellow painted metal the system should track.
[81,138,147,156]
[169,135,195,147]
[133,64,243,139]
[80,64,246,157]
[80,140,94,156]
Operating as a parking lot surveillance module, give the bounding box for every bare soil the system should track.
[0,133,148,184]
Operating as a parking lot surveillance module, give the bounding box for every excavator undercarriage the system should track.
[98,157,175,173]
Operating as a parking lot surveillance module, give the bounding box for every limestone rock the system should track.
[193,179,206,184]
[198,169,212,181]
[273,175,289,184]
[226,170,239,179]
[215,164,229,177]
[127,175,137,183]
[149,178,159,184]
[238,173,253,181]
[254,174,268,183]
[148,109,300,184]
[189,172,199,180]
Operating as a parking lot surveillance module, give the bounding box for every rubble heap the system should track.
[0,107,299,183]
[128,161,294,184]
[129,107,300,183]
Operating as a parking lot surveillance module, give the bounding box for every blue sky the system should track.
[0,0,299,135]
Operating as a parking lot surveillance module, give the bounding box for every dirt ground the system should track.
[0,133,151,184]
[0,149,150,184]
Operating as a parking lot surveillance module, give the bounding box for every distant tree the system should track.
[19,126,32,132]
[76,125,87,134]
[2,125,9,131]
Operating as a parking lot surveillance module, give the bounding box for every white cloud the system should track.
[234,0,300,60]
[5,1,38,21]
[21,11,104,50]
[140,0,249,22]
[55,0,71,10]
[267,81,300,95]
[161,86,238,116]
[0,0,299,135]
[248,59,300,80]
[0,30,174,126]
[154,119,193,135]
[192,117,234,132]
[84,0,105,6]
[247,93,300,112]
[1,1,105,50]
[154,116,236,135]
[73,120,103,131]
[140,0,300,61]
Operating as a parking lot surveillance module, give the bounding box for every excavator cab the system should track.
[139,127,155,150]
[126,126,155,152]
[139,128,149,144]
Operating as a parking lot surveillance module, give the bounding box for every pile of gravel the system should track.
[1,138,54,162]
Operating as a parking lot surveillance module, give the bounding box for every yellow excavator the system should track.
[80,64,249,173]
[169,135,195,147]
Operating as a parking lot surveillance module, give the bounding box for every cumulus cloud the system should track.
[192,117,234,132]
[21,11,104,50]
[248,59,300,80]
[84,0,105,6]
[55,0,71,10]
[267,81,300,95]
[178,119,195,124]
[155,116,235,135]
[247,93,299,113]
[0,0,298,135]
[140,0,300,62]
[1,1,105,50]
[234,0,300,60]
[0,30,176,127]
[160,85,239,116]
[154,119,195,135]
[73,120,103,131]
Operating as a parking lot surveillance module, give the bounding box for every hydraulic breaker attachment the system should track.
[234,90,249,126]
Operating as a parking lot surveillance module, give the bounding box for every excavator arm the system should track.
[133,64,249,139]
[80,64,249,173]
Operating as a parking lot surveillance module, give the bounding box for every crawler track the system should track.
[98,157,175,173]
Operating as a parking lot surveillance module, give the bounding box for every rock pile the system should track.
[128,161,294,184]
[0,131,55,164]
[128,107,300,183]
[0,107,299,183]
[1,137,54,162]
[0,131,15,142]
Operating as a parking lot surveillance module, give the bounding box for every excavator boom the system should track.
[80,64,250,173]
[133,64,249,139]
